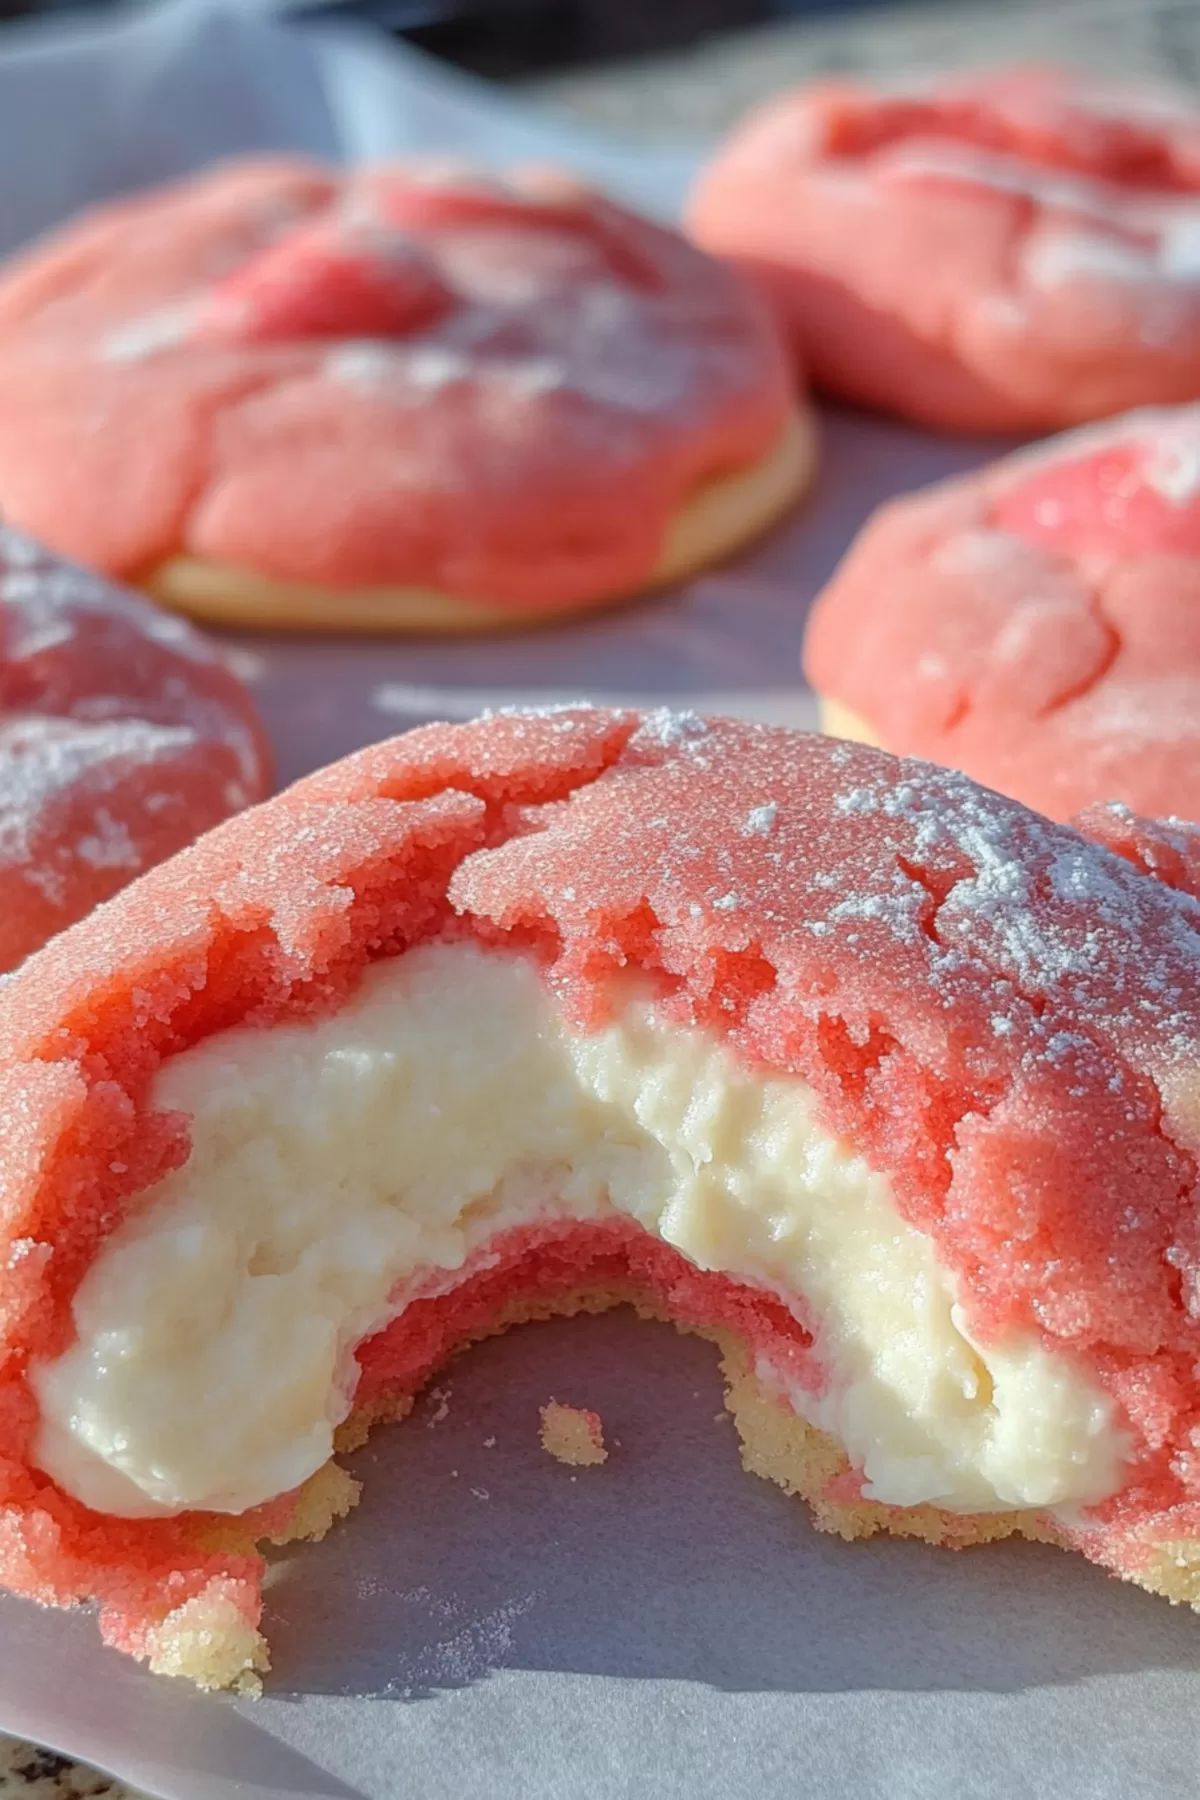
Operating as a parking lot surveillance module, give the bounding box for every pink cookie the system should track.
[0,159,811,632]
[690,66,1200,432]
[0,525,270,971]
[805,403,1200,822]
[3,709,1200,1690]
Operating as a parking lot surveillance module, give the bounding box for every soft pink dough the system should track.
[804,403,1200,821]
[690,66,1200,432]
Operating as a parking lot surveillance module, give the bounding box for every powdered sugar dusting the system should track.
[1144,434,1200,505]
[884,139,1200,342]
[328,342,472,394]
[886,143,1130,219]
[860,757,1200,1036]
[742,803,777,838]
[638,708,711,748]
[1023,231,1165,290]
[380,1587,535,1697]
[76,808,142,872]
[101,304,195,363]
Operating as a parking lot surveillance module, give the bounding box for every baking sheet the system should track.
[2,5,1198,1796]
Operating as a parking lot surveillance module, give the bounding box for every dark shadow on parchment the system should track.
[258,1308,1200,1705]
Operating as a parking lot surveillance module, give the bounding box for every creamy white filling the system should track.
[31,941,1128,1520]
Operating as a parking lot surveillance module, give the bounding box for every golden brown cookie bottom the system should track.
[143,408,817,635]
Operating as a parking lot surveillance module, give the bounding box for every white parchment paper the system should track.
[2,6,1197,1796]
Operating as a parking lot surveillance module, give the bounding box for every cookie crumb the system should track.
[539,1400,608,1467]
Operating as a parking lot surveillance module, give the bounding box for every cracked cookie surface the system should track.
[690,66,1200,432]
[805,404,1200,821]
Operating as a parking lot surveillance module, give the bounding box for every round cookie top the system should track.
[689,65,1200,431]
[0,159,792,610]
[0,524,270,971]
[805,404,1200,823]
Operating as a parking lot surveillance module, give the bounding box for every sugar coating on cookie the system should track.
[1075,800,1200,898]
[805,403,1200,821]
[0,160,803,626]
[3,709,1200,1690]
[539,1402,607,1467]
[690,66,1200,431]
[0,524,270,971]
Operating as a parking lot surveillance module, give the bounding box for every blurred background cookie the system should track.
[0,158,812,633]
[690,66,1200,432]
[805,404,1200,820]
[0,525,270,972]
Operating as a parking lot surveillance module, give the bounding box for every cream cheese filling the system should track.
[31,940,1128,1521]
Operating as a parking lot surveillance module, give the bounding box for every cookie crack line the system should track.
[885,837,1198,1359]
[933,873,1199,1344]
[813,82,1200,194]
[23,708,644,1081]
[134,364,321,589]
[1033,574,1124,722]
[690,69,1200,432]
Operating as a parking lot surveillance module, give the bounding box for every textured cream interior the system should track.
[32,939,1126,1522]
[142,407,815,634]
